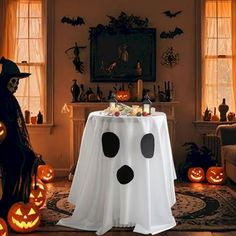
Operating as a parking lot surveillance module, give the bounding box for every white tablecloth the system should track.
[57,111,176,235]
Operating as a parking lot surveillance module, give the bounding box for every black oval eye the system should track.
[102,132,120,158]
[141,133,154,158]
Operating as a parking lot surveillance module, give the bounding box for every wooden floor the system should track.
[8,178,236,236]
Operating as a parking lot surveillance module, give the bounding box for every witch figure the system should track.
[0,57,38,219]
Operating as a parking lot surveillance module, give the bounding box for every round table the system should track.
[57,111,176,235]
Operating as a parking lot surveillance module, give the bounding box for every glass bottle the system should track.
[71,80,80,102]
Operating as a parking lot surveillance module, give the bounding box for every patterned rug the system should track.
[38,181,236,232]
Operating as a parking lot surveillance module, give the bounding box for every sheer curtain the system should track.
[1,0,46,119]
[0,0,17,59]
[233,0,236,104]
[202,0,235,114]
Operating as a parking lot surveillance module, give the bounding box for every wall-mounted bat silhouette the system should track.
[61,16,85,26]
[163,10,182,18]
[160,27,184,39]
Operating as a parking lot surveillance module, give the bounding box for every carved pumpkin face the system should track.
[7,202,40,233]
[29,188,47,209]
[0,121,7,144]
[188,167,205,183]
[0,217,8,236]
[37,164,55,183]
[206,166,225,185]
[115,90,131,102]
[31,176,47,191]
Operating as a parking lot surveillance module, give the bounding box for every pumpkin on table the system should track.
[0,121,7,144]
[188,167,205,183]
[0,217,8,236]
[7,202,40,233]
[206,166,225,185]
[37,164,55,183]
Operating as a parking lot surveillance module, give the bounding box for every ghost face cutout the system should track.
[102,132,154,185]
[7,77,19,93]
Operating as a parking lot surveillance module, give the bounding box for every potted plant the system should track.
[178,142,217,181]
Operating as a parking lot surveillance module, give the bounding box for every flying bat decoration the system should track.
[163,10,182,18]
[61,16,85,26]
[160,27,184,39]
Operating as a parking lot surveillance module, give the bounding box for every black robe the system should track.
[0,75,37,218]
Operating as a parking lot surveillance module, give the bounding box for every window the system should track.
[14,0,46,119]
[202,0,235,114]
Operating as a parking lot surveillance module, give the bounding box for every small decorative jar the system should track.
[218,98,229,121]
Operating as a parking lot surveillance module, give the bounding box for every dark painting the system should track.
[90,28,156,82]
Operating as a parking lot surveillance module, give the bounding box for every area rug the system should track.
[38,182,236,232]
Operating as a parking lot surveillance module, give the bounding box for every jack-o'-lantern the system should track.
[31,176,47,191]
[115,90,131,102]
[188,167,205,183]
[0,121,7,144]
[206,166,225,185]
[7,202,40,233]
[37,164,55,183]
[0,217,8,236]
[29,188,47,209]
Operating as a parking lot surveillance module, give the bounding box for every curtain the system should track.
[202,0,235,114]
[232,0,236,105]
[0,0,17,60]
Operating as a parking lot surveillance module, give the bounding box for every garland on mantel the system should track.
[89,12,149,39]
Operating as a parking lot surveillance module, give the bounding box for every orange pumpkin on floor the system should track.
[188,167,205,183]
[0,121,7,144]
[115,90,131,102]
[7,202,40,233]
[0,217,8,236]
[206,166,225,185]
[37,164,55,183]
[29,188,47,209]
[31,176,47,191]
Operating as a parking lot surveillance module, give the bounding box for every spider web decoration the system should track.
[161,47,179,68]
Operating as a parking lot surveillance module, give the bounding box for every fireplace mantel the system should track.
[66,101,179,170]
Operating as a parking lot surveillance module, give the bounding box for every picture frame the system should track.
[90,28,156,82]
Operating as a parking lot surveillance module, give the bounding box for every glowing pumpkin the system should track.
[115,90,131,102]
[206,166,225,185]
[31,176,47,191]
[188,167,205,183]
[7,202,40,233]
[37,164,55,183]
[0,121,7,144]
[0,217,8,236]
[29,188,47,209]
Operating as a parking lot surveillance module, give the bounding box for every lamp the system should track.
[109,92,117,109]
[142,94,152,114]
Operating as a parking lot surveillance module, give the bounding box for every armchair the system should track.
[216,124,236,183]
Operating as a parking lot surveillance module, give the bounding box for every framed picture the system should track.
[90,28,156,82]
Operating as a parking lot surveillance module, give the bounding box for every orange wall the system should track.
[29,0,201,176]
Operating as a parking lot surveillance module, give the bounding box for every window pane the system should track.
[30,18,42,38]
[218,18,231,38]
[29,39,43,62]
[18,18,28,38]
[17,2,28,17]
[218,39,231,55]
[205,59,217,84]
[17,39,29,62]
[218,1,231,17]
[30,2,42,17]
[206,1,216,17]
[206,18,217,38]
[205,39,217,55]
[218,58,232,83]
